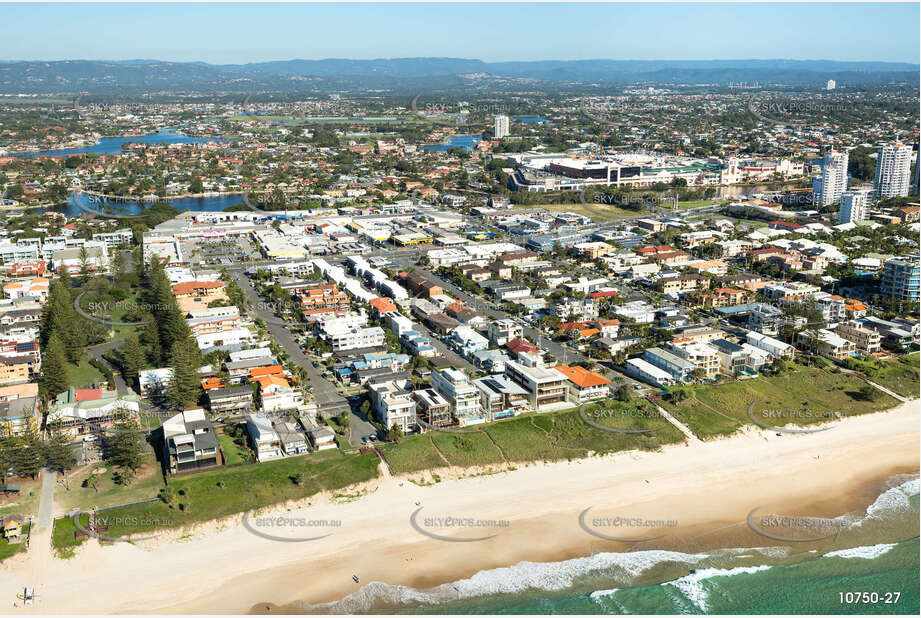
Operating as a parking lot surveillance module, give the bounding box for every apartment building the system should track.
[319,317,385,352]
[625,357,675,387]
[431,367,484,425]
[797,329,856,360]
[667,340,720,379]
[873,143,913,198]
[369,379,417,434]
[658,274,710,294]
[412,388,453,428]
[643,347,696,383]
[0,382,38,437]
[746,331,795,360]
[880,255,920,301]
[0,357,30,386]
[186,306,242,337]
[46,388,140,439]
[162,408,223,475]
[710,339,751,374]
[245,413,284,462]
[206,385,253,414]
[834,320,882,356]
[837,190,869,223]
[487,318,523,346]
[473,375,530,420]
[253,375,302,412]
[504,359,569,412]
[553,365,612,403]
[812,150,849,207]
[299,283,351,317]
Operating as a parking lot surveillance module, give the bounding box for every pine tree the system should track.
[78,245,91,285]
[13,420,44,479]
[166,339,202,409]
[107,417,145,484]
[120,334,147,387]
[141,318,162,367]
[44,424,76,472]
[40,277,85,363]
[40,332,70,400]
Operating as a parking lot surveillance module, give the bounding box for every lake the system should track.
[422,134,481,152]
[51,190,247,217]
[12,128,225,158]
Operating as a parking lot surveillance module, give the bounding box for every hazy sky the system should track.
[2,2,919,64]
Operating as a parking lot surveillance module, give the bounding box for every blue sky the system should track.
[2,2,918,64]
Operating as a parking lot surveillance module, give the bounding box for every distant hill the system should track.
[0,57,916,95]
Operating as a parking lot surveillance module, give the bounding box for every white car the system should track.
[83,435,98,443]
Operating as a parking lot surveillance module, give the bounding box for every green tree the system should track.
[44,424,77,472]
[11,420,44,479]
[387,424,404,443]
[141,318,162,366]
[119,334,147,387]
[40,332,70,400]
[78,245,91,285]
[166,339,202,409]
[106,417,145,482]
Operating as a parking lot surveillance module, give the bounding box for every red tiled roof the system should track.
[554,365,611,388]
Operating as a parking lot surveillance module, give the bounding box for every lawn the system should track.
[67,353,105,389]
[0,522,30,562]
[54,450,380,541]
[377,436,447,474]
[55,453,166,513]
[379,399,685,475]
[0,477,41,520]
[658,365,901,440]
[52,513,87,557]
[217,432,254,466]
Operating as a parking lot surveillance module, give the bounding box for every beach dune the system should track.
[1,401,918,614]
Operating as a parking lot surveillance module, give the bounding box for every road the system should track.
[398,260,590,365]
[85,340,131,396]
[391,260,650,389]
[231,271,352,420]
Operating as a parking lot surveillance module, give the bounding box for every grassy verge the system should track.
[55,450,379,541]
[378,399,685,475]
[659,364,901,440]
[52,514,87,558]
[0,477,41,519]
[55,453,165,513]
[67,353,106,388]
[846,353,920,398]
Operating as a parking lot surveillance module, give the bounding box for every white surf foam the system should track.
[298,549,707,613]
[662,566,773,612]
[824,543,897,560]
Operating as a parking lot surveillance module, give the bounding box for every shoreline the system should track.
[1,399,917,614]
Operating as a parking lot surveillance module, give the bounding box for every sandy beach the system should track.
[1,400,918,614]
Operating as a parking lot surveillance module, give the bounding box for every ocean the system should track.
[295,475,919,615]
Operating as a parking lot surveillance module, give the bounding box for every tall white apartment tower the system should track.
[873,142,913,198]
[494,114,510,139]
[838,190,869,223]
[813,150,849,207]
